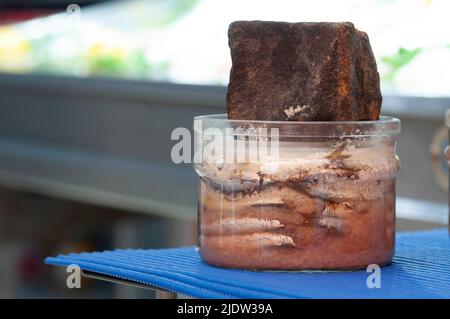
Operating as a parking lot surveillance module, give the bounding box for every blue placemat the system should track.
[45,228,450,299]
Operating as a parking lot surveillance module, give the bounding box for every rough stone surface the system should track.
[226,21,382,121]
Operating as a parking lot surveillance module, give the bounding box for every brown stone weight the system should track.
[226,21,381,121]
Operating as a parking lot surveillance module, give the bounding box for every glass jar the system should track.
[194,114,401,270]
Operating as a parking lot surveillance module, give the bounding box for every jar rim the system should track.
[194,114,401,138]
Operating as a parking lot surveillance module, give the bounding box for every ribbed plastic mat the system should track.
[45,228,450,298]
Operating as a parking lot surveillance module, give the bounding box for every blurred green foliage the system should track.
[158,0,199,26]
[381,47,422,81]
[2,0,200,79]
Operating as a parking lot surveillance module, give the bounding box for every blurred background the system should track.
[0,0,449,298]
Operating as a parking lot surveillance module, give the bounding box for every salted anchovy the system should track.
[201,176,273,196]
[202,217,284,236]
[323,142,362,177]
[250,199,285,207]
[203,195,287,212]
[318,217,344,232]
[318,204,346,233]
[200,233,296,250]
[326,142,351,161]
[322,204,336,217]
[320,202,356,218]
[245,233,295,247]
[202,181,323,215]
